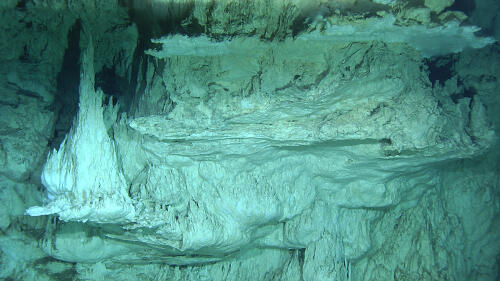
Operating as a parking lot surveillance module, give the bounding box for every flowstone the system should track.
[28,26,494,273]
[0,1,495,280]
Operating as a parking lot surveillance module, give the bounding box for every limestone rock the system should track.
[424,0,454,13]
[1,0,499,280]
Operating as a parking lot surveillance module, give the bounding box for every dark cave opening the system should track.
[118,0,203,117]
[451,79,478,104]
[120,0,201,37]
[15,0,27,9]
[49,19,82,149]
[446,0,475,16]
[95,65,131,112]
[425,56,455,86]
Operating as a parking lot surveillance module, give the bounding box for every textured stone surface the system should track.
[424,0,454,13]
[0,1,499,280]
[28,18,496,274]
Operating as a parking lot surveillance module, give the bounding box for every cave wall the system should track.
[0,1,499,281]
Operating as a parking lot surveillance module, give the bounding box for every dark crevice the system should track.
[424,56,455,86]
[152,3,195,36]
[298,248,305,281]
[95,65,131,112]
[15,0,28,9]
[451,83,478,104]
[127,40,149,117]
[290,15,309,38]
[117,0,205,117]
[121,0,199,37]
[182,16,204,36]
[446,0,475,16]
[49,19,82,149]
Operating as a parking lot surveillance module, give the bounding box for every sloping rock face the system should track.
[1,0,500,280]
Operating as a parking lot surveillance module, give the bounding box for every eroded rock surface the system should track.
[1,0,499,280]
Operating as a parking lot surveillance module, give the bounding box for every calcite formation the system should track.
[28,5,495,270]
[0,0,499,280]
